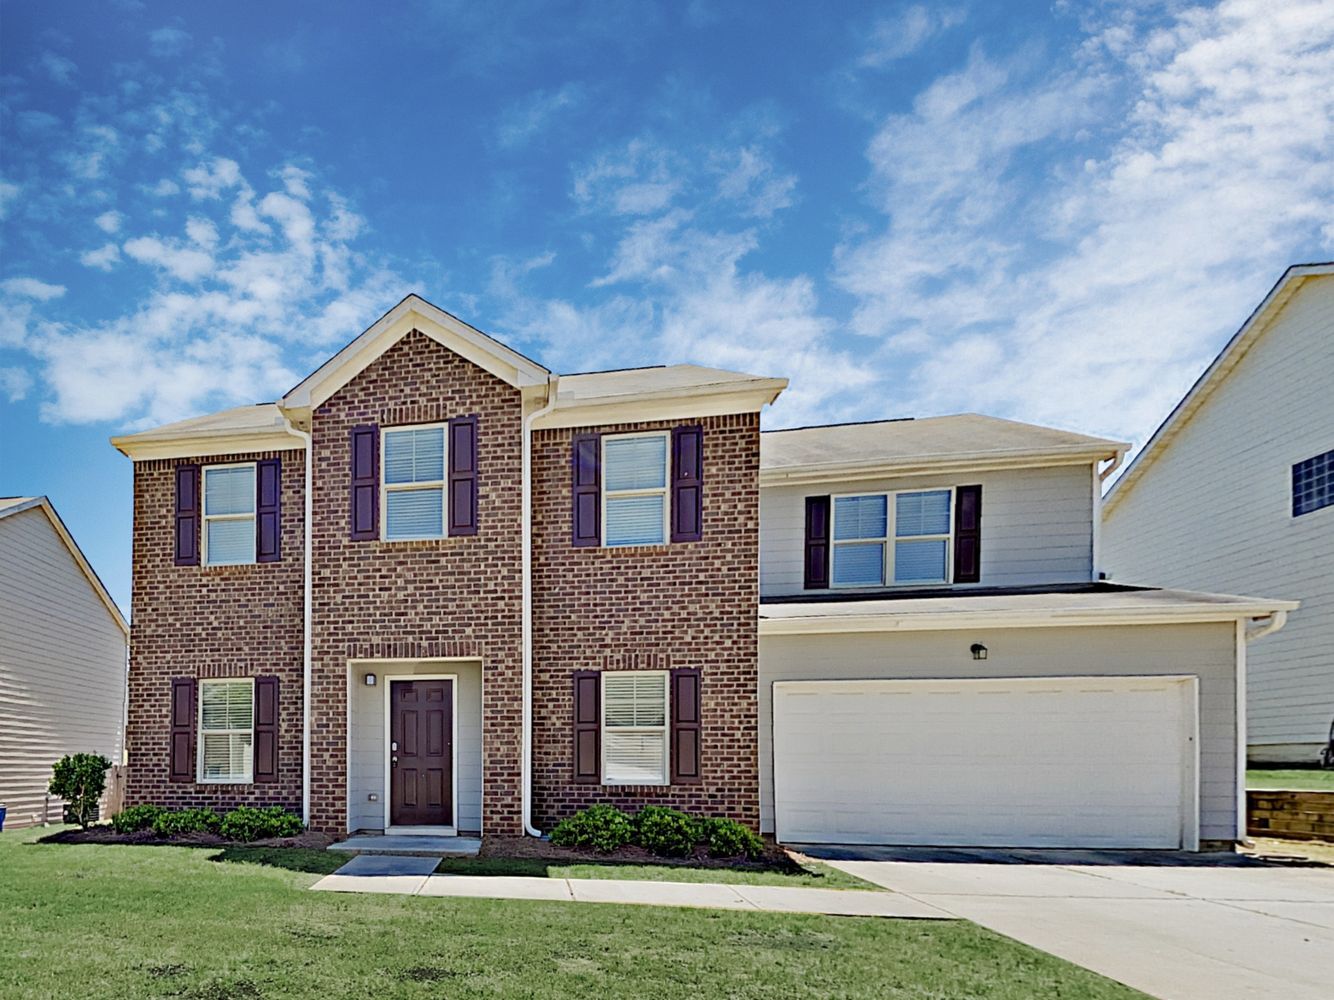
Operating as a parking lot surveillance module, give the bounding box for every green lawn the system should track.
[436,855,878,889]
[0,828,1148,1000]
[1247,769,1334,791]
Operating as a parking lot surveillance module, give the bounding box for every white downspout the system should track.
[521,376,559,837]
[1235,610,1289,843]
[1245,610,1287,643]
[281,414,314,828]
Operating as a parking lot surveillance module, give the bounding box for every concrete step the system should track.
[328,834,481,857]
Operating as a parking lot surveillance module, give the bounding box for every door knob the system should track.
[391,756,398,768]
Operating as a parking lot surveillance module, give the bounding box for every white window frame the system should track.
[202,462,257,567]
[830,487,955,588]
[380,423,449,542]
[600,670,671,786]
[196,678,255,784]
[601,430,671,548]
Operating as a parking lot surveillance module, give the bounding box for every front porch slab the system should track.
[328,834,481,857]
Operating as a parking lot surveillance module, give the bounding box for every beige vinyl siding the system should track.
[760,464,1095,596]
[758,622,1238,842]
[0,508,127,828]
[348,660,483,834]
[1103,275,1334,757]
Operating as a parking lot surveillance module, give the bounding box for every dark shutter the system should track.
[256,458,281,563]
[169,678,196,782]
[253,676,279,783]
[670,425,704,543]
[349,425,379,541]
[571,433,601,547]
[803,495,831,589]
[953,484,982,583]
[572,670,600,783]
[670,668,702,784]
[174,464,200,566]
[448,415,479,536]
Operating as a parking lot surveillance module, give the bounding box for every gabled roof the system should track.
[0,496,129,635]
[760,414,1127,485]
[1105,262,1334,514]
[283,293,551,412]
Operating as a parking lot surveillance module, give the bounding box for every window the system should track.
[601,671,669,785]
[198,679,253,783]
[203,464,256,566]
[832,489,952,587]
[1293,449,1334,517]
[603,432,669,546]
[382,425,446,540]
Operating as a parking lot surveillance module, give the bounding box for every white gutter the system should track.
[521,376,559,837]
[279,413,314,827]
[1097,450,1125,483]
[1244,610,1288,642]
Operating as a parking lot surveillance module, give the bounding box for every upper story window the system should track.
[601,671,670,785]
[603,432,670,547]
[382,425,446,540]
[1293,449,1333,517]
[203,464,256,566]
[832,489,952,587]
[198,678,254,783]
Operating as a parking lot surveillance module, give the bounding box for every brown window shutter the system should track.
[349,425,379,540]
[803,495,831,589]
[572,670,600,783]
[571,433,601,547]
[256,458,282,563]
[670,425,704,542]
[448,415,479,536]
[174,464,200,566]
[953,484,982,583]
[169,677,196,782]
[670,668,702,784]
[253,676,279,783]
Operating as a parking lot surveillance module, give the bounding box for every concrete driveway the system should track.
[804,847,1334,1000]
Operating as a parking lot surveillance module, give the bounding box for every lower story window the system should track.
[602,671,669,785]
[198,679,254,783]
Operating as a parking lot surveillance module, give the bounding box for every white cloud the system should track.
[858,5,967,67]
[0,366,33,402]
[149,26,191,57]
[94,210,123,234]
[147,178,180,197]
[123,234,216,283]
[38,50,77,85]
[1,277,67,301]
[80,242,122,271]
[0,180,19,219]
[714,146,796,218]
[497,83,585,148]
[183,157,243,199]
[572,139,684,216]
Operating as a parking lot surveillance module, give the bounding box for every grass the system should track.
[0,827,1148,1000]
[1247,768,1334,791]
[435,855,878,889]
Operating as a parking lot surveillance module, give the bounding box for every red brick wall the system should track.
[308,330,524,834]
[530,412,761,830]
[125,449,304,813]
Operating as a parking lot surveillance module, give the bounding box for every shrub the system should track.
[549,803,634,853]
[48,753,112,828]
[220,806,304,842]
[633,806,699,857]
[112,804,167,835]
[699,817,765,859]
[152,808,220,838]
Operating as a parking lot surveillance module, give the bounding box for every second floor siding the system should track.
[760,462,1096,597]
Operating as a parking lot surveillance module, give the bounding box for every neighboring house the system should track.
[1104,262,1334,766]
[0,496,129,828]
[111,294,1293,850]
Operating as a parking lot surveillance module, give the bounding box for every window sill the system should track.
[195,779,254,786]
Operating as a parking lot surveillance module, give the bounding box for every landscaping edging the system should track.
[1247,790,1334,841]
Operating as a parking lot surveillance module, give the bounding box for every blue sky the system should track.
[2,0,1332,615]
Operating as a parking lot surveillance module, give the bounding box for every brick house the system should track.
[113,294,1294,848]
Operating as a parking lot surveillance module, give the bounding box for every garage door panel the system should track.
[773,677,1194,848]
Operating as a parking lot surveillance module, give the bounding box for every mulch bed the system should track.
[480,834,805,872]
[36,826,335,850]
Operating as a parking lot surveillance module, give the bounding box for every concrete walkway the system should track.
[310,855,949,919]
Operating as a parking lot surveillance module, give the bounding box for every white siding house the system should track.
[1103,265,1334,765]
[0,497,129,828]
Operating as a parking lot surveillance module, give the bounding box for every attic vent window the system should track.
[1293,449,1333,517]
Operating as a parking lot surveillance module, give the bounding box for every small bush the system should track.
[549,803,634,853]
[699,817,765,859]
[48,753,112,828]
[633,805,699,857]
[152,808,220,838]
[112,804,167,835]
[220,806,304,842]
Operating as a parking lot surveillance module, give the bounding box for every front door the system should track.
[390,679,453,827]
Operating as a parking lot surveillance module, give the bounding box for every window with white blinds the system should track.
[382,425,446,540]
[203,464,256,566]
[831,488,952,586]
[601,672,669,785]
[198,679,253,783]
[603,432,669,546]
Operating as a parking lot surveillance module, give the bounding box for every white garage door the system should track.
[773,676,1197,849]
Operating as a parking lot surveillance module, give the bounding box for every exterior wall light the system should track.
[363,673,377,686]
[970,643,988,660]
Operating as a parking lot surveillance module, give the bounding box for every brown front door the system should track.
[390,679,453,827]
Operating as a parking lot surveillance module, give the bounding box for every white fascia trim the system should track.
[532,384,786,430]
[111,430,306,462]
[760,447,1126,487]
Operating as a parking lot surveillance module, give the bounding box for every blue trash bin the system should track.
[0,804,7,831]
